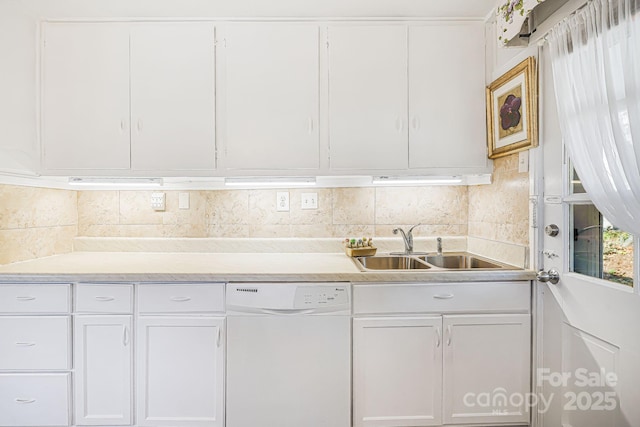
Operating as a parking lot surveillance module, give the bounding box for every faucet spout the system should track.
[393,224,422,254]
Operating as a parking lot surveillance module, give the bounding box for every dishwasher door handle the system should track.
[258,308,315,315]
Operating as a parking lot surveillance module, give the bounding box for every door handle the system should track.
[435,327,441,348]
[537,268,560,284]
[446,325,452,346]
[122,326,129,346]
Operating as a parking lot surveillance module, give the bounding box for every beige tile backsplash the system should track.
[0,184,77,264]
[0,152,529,263]
[76,186,472,240]
[468,154,530,246]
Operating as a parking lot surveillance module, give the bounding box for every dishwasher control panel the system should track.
[294,285,349,308]
[226,283,351,312]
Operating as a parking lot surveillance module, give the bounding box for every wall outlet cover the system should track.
[276,191,289,212]
[151,192,166,211]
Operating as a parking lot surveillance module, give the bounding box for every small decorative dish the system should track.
[345,246,377,257]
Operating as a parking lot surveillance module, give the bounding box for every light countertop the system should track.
[0,251,536,283]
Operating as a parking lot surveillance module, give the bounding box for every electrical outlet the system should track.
[301,192,318,210]
[151,192,166,211]
[276,191,289,212]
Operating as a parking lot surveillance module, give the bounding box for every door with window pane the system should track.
[537,46,638,427]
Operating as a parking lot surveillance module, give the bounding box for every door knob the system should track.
[545,224,560,237]
[537,268,560,284]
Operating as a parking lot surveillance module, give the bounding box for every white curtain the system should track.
[547,0,640,236]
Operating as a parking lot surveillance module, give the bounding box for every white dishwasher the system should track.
[226,282,351,427]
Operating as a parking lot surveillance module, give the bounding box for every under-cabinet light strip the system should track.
[68,177,163,187]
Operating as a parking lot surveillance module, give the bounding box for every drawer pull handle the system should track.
[15,342,36,347]
[95,296,115,302]
[16,296,36,301]
[15,398,36,404]
[433,294,454,299]
[170,296,191,302]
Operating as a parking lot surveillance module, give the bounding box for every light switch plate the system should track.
[151,192,166,211]
[518,150,529,173]
[178,192,190,210]
[276,192,289,212]
[301,193,318,210]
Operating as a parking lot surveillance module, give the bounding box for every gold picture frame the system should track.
[486,57,538,159]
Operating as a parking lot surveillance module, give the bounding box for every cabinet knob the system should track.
[411,116,421,130]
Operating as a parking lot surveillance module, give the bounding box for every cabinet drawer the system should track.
[137,283,224,314]
[0,285,70,313]
[0,317,70,370]
[0,373,71,426]
[353,282,530,314]
[76,284,133,313]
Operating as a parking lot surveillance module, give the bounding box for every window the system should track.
[568,169,635,288]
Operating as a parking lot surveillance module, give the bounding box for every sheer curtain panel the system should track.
[547,0,640,235]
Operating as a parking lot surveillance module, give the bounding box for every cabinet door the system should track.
[408,24,487,169]
[328,25,408,170]
[443,314,531,425]
[42,23,130,171]
[74,316,132,426]
[353,317,442,427]
[219,24,320,170]
[130,23,216,171]
[136,316,224,427]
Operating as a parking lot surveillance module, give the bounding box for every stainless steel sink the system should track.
[420,254,504,269]
[352,252,513,271]
[355,256,431,270]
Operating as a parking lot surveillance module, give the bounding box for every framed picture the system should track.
[486,57,538,159]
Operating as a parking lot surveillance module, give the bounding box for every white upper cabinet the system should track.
[130,23,216,172]
[41,20,489,177]
[408,23,487,170]
[42,22,216,174]
[42,23,131,171]
[328,25,409,171]
[218,24,320,171]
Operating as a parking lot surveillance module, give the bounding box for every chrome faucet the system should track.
[436,237,443,256]
[393,224,422,254]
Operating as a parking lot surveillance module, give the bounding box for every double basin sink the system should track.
[353,253,515,271]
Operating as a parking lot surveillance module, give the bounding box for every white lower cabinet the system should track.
[353,313,531,427]
[74,315,132,425]
[0,373,71,427]
[353,317,443,427]
[136,316,225,427]
[443,314,531,425]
